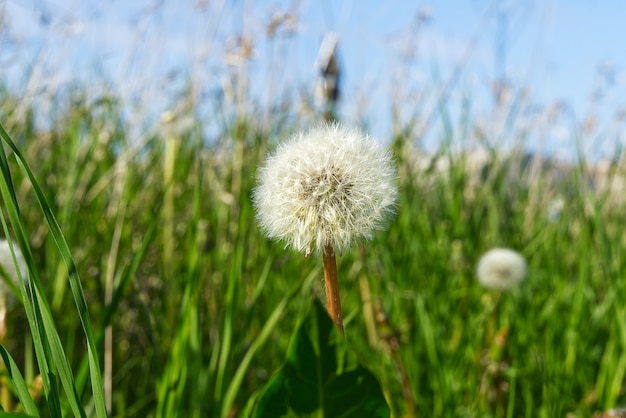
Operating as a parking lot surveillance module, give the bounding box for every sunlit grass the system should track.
[0,86,624,417]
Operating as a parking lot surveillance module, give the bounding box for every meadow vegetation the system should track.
[0,55,625,418]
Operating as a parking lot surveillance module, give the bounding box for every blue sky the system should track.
[2,0,626,159]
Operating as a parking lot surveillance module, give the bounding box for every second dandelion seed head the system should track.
[0,239,27,309]
[476,248,527,291]
[253,122,398,256]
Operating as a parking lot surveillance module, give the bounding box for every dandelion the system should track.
[253,122,398,333]
[253,122,397,256]
[0,239,27,307]
[476,248,527,291]
[476,247,526,410]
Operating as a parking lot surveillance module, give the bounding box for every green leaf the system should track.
[252,299,389,418]
[0,122,107,417]
[0,346,39,417]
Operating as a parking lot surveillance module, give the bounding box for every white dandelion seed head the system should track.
[253,122,398,256]
[476,248,527,291]
[0,239,28,308]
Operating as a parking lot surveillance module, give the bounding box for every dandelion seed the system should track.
[253,122,398,334]
[476,248,527,291]
[253,122,397,256]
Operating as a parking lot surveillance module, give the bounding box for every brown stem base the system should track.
[322,244,344,335]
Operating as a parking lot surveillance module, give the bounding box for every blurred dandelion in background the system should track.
[0,239,28,410]
[476,247,527,291]
[0,238,27,360]
[0,239,27,312]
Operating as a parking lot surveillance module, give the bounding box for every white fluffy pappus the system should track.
[253,122,398,256]
[0,239,28,308]
[476,248,527,290]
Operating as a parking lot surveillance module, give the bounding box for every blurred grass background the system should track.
[1,2,626,418]
[1,79,625,417]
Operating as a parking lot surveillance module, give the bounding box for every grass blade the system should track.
[0,345,39,416]
[220,266,316,418]
[0,122,107,417]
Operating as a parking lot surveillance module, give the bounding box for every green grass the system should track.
[0,86,625,417]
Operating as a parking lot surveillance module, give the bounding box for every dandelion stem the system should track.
[322,244,344,335]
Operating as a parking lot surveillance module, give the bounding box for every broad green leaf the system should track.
[253,299,389,418]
